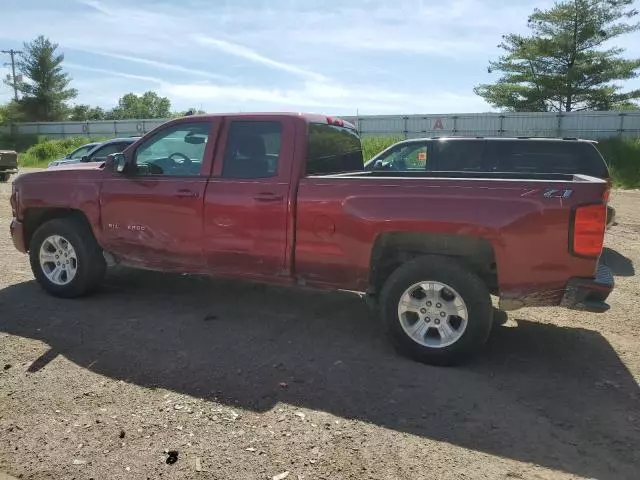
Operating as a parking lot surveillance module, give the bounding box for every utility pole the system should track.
[2,49,22,101]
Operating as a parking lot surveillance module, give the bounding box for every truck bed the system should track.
[294,171,608,309]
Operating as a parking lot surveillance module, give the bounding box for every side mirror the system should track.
[80,155,89,162]
[112,153,127,173]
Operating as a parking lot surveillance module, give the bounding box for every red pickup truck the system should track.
[9,113,614,365]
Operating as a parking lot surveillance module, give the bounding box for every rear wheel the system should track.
[0,173,10,183]
[379,255,493,366]
[29,217,106,298]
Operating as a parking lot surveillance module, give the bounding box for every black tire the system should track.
[379,255,492,366]
[29,217,106,298]
[0,173,9,183]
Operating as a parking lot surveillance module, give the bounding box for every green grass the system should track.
[18,137,105,168]
[597,137,640,189]
[361,136,402,162]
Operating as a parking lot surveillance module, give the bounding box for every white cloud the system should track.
[66,63,163,84]
[192,35,327,81]
[74,51,228,81]
[161,80,489,115]
[77,0,113,16]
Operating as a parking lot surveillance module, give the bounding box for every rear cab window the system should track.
[306,123,363,175]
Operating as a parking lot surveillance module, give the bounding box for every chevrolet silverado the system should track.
[9,113,614,365]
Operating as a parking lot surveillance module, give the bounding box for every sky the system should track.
[1,0,639,116]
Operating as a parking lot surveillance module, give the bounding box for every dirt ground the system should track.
[0,174,639,480]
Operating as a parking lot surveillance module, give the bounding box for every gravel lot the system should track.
[1,174,639,480]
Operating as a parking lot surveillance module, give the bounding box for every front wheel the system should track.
[29,217,106,298]
[379,255,493,366]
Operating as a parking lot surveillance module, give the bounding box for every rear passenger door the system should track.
[202,117,296,278]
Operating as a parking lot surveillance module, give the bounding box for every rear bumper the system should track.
[10,218,27,253]
[560,263,614,313]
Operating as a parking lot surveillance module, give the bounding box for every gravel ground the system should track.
[1,174,639,480]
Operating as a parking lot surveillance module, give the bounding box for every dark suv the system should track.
[365,137,615,227]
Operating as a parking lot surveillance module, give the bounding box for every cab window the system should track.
[134,122,212,176]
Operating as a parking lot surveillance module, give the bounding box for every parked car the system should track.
[10,114,613,365]
[365,136,617,227]
[47,142,101,168]
[48,138,138,168]
[0,150,19,182]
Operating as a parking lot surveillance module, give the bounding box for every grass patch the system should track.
[18,137,102,168]
[597,137,640,189]
[361,136,402,162]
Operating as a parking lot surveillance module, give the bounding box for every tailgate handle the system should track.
[176,189,199,198]
[254,192,284,203]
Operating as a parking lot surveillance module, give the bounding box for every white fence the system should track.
[1,111,639,140]
[342,111,640,140]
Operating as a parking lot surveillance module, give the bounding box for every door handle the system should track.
[176,189,199,198]
[254,192,284,203]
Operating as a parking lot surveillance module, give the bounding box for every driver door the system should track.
[99,119,219,270]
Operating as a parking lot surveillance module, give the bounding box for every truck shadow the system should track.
[602,247,635,277]
[1,269,638,480]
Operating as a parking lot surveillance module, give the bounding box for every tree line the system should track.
[1,0,639,125]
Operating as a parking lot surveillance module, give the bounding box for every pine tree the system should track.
[14,35,77,121]
[475,0,640,112]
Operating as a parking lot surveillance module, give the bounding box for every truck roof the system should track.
[181,112,357,130]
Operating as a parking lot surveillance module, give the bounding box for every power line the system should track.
[1,49,22,101]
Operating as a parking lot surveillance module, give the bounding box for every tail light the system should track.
[571,204,606,257]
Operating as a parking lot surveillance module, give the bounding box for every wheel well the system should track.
[23,208,92,251]
[369,232,498,295]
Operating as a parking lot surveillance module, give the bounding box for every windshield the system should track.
[68,144,95,159]
[306,123,363,175]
